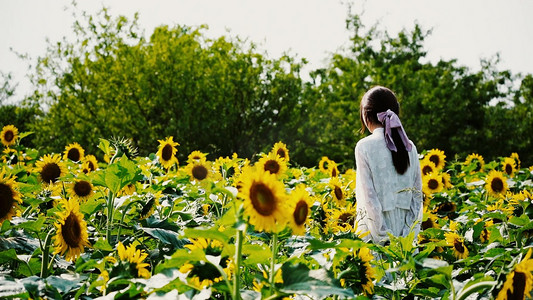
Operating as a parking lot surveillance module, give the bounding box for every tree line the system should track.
[1,8,532,168]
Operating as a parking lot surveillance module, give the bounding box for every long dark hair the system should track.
[359,86,410,174]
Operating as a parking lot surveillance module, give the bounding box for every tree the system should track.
[28,8,305,162]
[295,14,516,168]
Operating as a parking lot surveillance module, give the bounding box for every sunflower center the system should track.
[264,160,280,174]
[491,178,504,193]
[338,212,354,224]
[74,181,92,197]
[331,168,338,177]
[429,155,440,167]
[276,149,286,159]
[250,182,276,216]
[0,183,15,219]
[359,261,371,286]
[41,163,61,183]
[422,165,433,175]
[505,164,513,176]
[161,144,173,161]
[141,198,156,218]
[192,165,208,180]
[88,161,96,171]
[334,186,343,201]
[428,179,439,190]
[422,218,435,230]
[453,240,465,253]
[190,261,221,281]
[67,148,81,161]
[509,271,526,300]
[293,200,308,226]
[62,213,82,248]
[4,130,14,142]
[437,202,456,213]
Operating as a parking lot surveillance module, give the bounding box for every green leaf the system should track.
[15,216,46,232]
[509,215,530,227]
[93,239,114,252]
[280,263,354,298]
[0,249,21,264]
[45,274,84,294]
[98,138,112,157]
[241,243,270,265]
[183,227,232,244]
[155,248,205,273]
[140,227,186,249]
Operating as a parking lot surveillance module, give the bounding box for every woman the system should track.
[355,86,423,245]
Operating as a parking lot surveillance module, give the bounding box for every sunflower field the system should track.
[1,124,533,300]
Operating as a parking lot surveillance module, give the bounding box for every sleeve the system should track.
[402,146,424,238]
[355,143,391,244]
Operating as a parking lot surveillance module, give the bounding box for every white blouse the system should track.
[354,128,423,244]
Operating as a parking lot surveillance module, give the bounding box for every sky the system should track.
[1,0,532,102]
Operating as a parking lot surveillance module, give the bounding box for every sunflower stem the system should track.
[269,232,279,295]
[232,229,244,300]
[40,229,54,278]
[116,200,137,241]
[105,191,115,244]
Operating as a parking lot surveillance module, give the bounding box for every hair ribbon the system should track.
[376,109,412,152]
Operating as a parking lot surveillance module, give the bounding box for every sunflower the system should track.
[239,168,288,232]
[434,201,457,217]
[422,172,444,196]
[181,238,232,289]
[502,157,517,177]
[464,153,485,173]
[157,136,179,169]
[184,159,212,182]
[329,161,340,178]
[257,152,288,178]
[185,238,224,255]
[445,232,469,259]
[82,154,98,173]
[115,183,135,198]
[68,179,94,202]
[329,177,346,205]
[117,242,151,278]
[35,154,67,185]
[0,168,22,223]
[336,247,376,296]
[496,249,533,300]
[420,159,437,176]
[441,171,453,189]
[479,220,493,243]
[180,261,225,290]
[318,156,332,173]
[511,152,521,170]
[0,125,19,147]
[485,170,508,197]
[53,199,91,262]
[425,149,446,170]
[187,150,207,164]
[63,142,85,162]
[2,147,22,165]
[327,202,361,235]
[288,185,313,235]
[138,192,160,220]
[213,155,237,180]
[421,207,441,230]
[271,141,290,162]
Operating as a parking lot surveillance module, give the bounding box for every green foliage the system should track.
[5,5,532,168]
[28,8,304,164]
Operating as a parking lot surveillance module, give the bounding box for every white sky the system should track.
[1,0,532,101]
